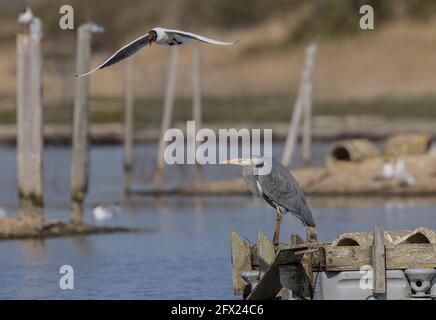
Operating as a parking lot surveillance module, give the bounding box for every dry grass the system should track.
[1,2,436,116]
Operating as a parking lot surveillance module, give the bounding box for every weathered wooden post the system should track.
[302,43,318,167]
[281,43,318,168]
[154,46,179,189]
[123,57,135,194]
[192,44,203,185]
[372,226,387,298]
[16,11,44,226]
[70,23,103,224]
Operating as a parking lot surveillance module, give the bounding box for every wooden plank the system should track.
[155,46,179,189]
[323,244,436,271]
[247,248,302,300]
[123,57,135,194]
[16,28,44,226]
[71,24,92,224]
[372,227,386,294]
[279,264,311,299]
[281,43,318,168]
[257,231,275,275]
[230,231,252,295]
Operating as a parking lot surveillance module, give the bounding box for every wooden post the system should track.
[192,44,203,186]
[302,43,317,167]
[16,18,44,226]
[230,231,253,295]
[123,57,135,193]
[257,231,276,276]
[281,43,318,168]
[70,24,92,224]
[290,234,304,248]
[372,226,387,296]
[154,46,179,189]
[306,226,318,243]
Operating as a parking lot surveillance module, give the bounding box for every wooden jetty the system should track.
[230,227,436,300]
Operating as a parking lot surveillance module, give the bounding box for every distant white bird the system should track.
[373,160,395,181]
[92,204,121,221]
[17,7,34,25]
[394,158,415,186]
[76,27,238,77]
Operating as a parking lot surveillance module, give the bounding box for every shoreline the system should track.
[0,116,435,146]
[0,217,139,241]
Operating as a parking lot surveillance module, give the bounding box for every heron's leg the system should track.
[272,207,283,245]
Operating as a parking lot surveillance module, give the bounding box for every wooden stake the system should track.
[306,226,318,243]
[302,44,317,167]
[257,231,276,276]
[123,57,135,194]
[16,26,44,226]
[282,43,318,168]
[70,25,92,224]
[230,231,252,295]
[192,44,203,186]
[154,46,179,189]
[372,226,387,296]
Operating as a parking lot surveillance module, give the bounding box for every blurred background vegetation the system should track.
[1,0,436,126]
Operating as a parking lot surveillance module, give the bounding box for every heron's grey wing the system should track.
[257,160,316,227]
[164,28,238,46]
[76,33,150,77]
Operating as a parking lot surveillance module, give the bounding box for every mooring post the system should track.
[16,12,44,226]
[70,23,103,224]
[154,46,179,190]
[123,57,135,194]
[281,43,318,168]
[302,43,318,167]
[192,43,203,186]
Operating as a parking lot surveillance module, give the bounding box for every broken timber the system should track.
[230,227,436,300]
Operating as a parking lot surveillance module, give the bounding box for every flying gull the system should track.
[76,27,238,77]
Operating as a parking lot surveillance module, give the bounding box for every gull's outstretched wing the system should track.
[164,28,238,46]
[76,33,150,78]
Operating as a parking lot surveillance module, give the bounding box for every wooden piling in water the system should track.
[282,43,318,168]
[16,19,44,226]
[70,24,92,224]
[123,57,135,193]
[155,46,179,189]
[302,43,317,167]
[192,44,203,185]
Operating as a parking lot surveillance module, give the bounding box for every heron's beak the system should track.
[220,158,244,166]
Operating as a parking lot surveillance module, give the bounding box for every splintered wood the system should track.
[230,227,436,300]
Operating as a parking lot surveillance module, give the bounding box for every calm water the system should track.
[0,144,435,299]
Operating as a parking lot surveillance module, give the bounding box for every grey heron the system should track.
[76,27,238,77]
[222,156,316,244]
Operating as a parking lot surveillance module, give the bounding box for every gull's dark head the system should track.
[148,30,157,46]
